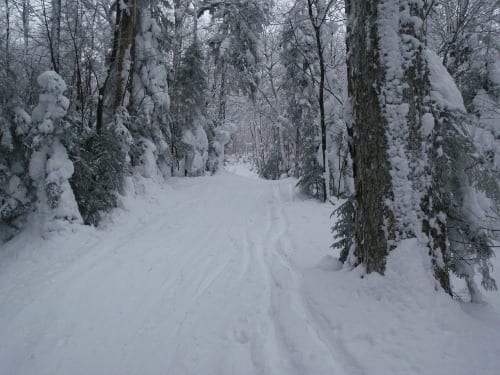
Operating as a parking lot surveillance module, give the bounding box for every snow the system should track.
[376,0,426,239]
[1,163,499,375]
[134,8,170,114]
[425,49,466,112]
[136,137,157,178]
[182,126,209,176]
[28,72,82,230]
[32,72,69,125]
[36,71,67,94]
[219,37,231,57]
[488,59,500,86]
[225,157,259,179]
[421,112,434,137]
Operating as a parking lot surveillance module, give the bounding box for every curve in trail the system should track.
[0,171,345,375]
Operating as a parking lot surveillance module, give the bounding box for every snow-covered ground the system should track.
[1,162,499,375]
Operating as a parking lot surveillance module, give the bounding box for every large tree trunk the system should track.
[96,0,138,133]
[345,0,393,273]
[345,0,451,292]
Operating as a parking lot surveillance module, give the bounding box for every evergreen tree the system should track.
[427,51,499,300]
[281,2,323,196]
[430,0,500,182]
[129,4,171,178]
[0,68,32,239]
[440,113,499,301]
[281,6,313,174]
[297,121,324,198]
[28,71,82,231]
[70,128,127,226]
[171,39,209,176]
[203,0,271,98]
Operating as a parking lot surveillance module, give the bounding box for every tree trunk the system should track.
[96,0,123,133]
[218,60,227,126]
[114,0,138,110]
[345,0,393,273]
[4,0,10,69]
[345,0,452,292]
[51,0,61,73]
[22,0,30,50]
[307,0,328,202]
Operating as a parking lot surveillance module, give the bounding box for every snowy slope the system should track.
[1,164,499,375]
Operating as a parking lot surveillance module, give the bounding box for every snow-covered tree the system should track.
[281,6,323,196]
[426,50,499,301]
[430,0,500,181]
[338,0,498,299]
[171,35,209,176]
[0,68,32,239]
[29,71,82,231]
[129,4,171,178]
[203,0,271,100]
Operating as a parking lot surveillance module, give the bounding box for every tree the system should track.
[0,67,32,239]
[129,3,171,177]
[96,0,138,136]
[29,71,82,231]
[430,0,500,182]
[203,0,271,128]
[306,0,338,202]
[339,0,498,299]
[281,5,323,196]
[171,38,209,176]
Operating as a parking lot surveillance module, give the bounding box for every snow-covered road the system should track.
[1,165,499,375]
[0,169,340,374]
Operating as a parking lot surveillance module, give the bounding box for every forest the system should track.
[0,0,500,373]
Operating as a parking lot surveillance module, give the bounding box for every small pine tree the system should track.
[331,197,355,264]
[70,129,127,226]
[438,111,498,301]
[0,99,32,237]
[260,148,281,180]
[28,71,82,231]
[297,122,324,199]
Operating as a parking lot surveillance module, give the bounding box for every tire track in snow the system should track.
[274,184,366,375]
[0,173,358,375]
[259,183,347,375]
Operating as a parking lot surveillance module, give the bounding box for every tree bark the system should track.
[345,0,452,292]
[51,0,61,73]
[345,0,393,273]
[307,0,329,202]
[114,0,138,110]
[4,0,10,69]
[22,0,30,50]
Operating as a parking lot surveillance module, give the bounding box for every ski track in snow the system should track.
[1,165,499,375]
[0,171,339,375]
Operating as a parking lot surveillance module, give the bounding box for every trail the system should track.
[1,165,499,375]
[0,170,341,375]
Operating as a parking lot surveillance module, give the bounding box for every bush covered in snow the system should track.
[28,71,82,231]
[70,129,127,226]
